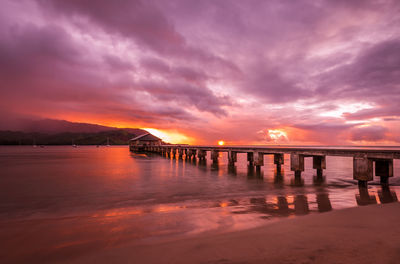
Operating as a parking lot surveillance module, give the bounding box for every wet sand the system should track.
[70,202,400,264]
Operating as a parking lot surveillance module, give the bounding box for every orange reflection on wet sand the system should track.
[92,208,144,218]
[220,202,229,207]
[155,205,184,213]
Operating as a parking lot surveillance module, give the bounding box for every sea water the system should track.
[0,146,399,262]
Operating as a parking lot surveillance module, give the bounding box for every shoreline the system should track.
[70,202,400,264]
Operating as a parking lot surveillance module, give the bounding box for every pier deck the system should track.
[130,144,400,186]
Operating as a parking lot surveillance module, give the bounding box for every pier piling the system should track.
[198,149,207,160]
[375,159,393,185]
[290,153,304,177]
[228,151,237,165]
[211,150,219,164]
[253,152,264,169]
[178,149,184,159]
[274,153,284,171]
[247,152,254,166]
[313,155,326,178]
[353,155,373,186]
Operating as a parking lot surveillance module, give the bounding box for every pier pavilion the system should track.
[129,133,162,152]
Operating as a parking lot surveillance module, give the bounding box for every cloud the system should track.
[103,55,135,72]
[350,125,388,142]
[317,39,400,101]
[343,105,400,121]
[0,21,198,125]
[137,81,231,116]
[37,0,240,73]
[242,63,312,103]
[37,0,185,53]
[1,0,400,143]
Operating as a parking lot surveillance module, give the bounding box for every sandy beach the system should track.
[67,202,400,264]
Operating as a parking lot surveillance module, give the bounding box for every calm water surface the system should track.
[0,146,399,262]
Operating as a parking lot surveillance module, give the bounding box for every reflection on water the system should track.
[378,186,398,204]
[356,185,398,206]
[0,146,399,263]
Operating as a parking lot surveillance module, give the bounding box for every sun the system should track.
[218,140,225,146]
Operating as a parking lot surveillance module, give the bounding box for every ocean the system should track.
[0,146,399,262]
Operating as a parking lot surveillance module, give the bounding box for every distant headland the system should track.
[0,119,147,145]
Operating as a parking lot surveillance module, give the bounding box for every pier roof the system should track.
[130,133,161,142]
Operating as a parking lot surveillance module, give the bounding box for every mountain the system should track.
[0,119,148,145]
[9,119,121,134]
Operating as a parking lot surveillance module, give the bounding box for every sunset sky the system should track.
[1,0,399,144]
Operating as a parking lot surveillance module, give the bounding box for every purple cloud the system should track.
[37,0,185,53]
[350,125,388,142]
[317,39,400,101]
[0,0,400,143]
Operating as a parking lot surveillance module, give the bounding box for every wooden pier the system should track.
[130,144,400,186]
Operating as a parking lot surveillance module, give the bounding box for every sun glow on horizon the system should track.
[143,128,193,144]
[268,129,288,142]
[218,140,225,146]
